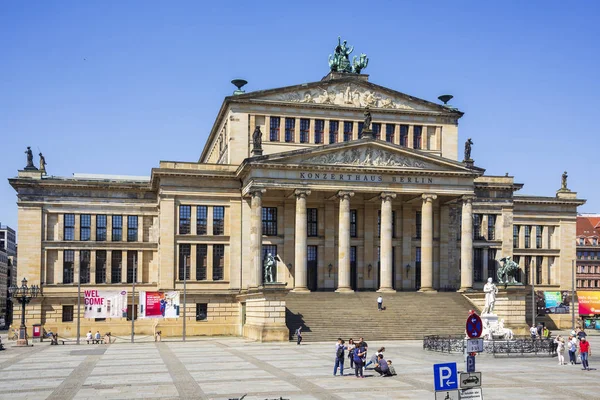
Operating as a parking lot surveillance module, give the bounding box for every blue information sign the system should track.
[467,355,476,373]
[433,362,458,391]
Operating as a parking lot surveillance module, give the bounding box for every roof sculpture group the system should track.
[328,36,369,74]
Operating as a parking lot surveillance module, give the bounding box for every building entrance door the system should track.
[350,246,357,291]
[307,245,318,291]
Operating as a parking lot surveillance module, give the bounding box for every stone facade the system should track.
[9,71,585,340]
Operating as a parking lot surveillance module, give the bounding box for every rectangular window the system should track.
[314,119,324,144]
[95,250,107,284]
[488,215,496,240]
[513,225,520,248]
[524,226,531,248]
[127,251,137,284]
[473,215,482,240]
[400,125,409,147]
[111,251,122,283]
[416,211,422,239]
[127,216,138,242]
[62,305,74,322]
[213,244,224,281]
[178,245,191,281]
[196,244,207,281]
[329,120,339,144]
[372,123,381,140]
[64,214,75,241]
[126,305,137,321]
[63,250,74,284]
[487,249,497,281]
[343,121,353,142]
[80,250,90,284]
[300,119,310,143]
[536,226,543,249]
[270,116,280,141]
[474,248,483,282]
[112,215,122,241]
[413,126,422,149]
[80,214,91,241]
[96,215,107,241]
[307,208,318,237]
[213,206,225,235]
[536,256,543,285]
[196,303,208,321]
[308,245,317,262]
[385,124,395,143]
[358,122,364,138]
[285,118,295,142]
[179,205,191,234]
[350,210,357,238]
[262,207,278,236]
[197,206,207,235]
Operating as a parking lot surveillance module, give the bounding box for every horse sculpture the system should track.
[498,256,521,285]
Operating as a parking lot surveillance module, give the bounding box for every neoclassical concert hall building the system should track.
[10,58,585,340]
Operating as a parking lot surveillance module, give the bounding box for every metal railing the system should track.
[423,335,557,357]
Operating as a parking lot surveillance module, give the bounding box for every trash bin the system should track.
[33,324,42,342]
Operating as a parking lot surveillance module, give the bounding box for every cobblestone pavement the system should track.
[0,334,598,399]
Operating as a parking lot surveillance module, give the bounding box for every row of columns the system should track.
[248,188,474,292]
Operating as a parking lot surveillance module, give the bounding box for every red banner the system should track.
[144,292,164,317]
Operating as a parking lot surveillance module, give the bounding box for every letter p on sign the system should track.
[433,362,458,391]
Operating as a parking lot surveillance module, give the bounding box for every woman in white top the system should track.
[554,336,565,365]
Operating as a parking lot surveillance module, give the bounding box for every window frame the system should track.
[350,209,357,238]
[213,244,225,281]
[196,244,207,281]
[270,116,281,141]
[213,206,225,235]
[262,207,278,236]
[80,214,91,241]
[285,117,295,143]
[343,121,353,142]
[96,215,107,241]
[64,214,75,241]
[63,250,74,284]
[80,250,91,284]
[413,125,422,149]
[178,245,191,281]
[196,303,208,321]
[314,119,324,144]
[95,250,107,284]
[400,125,408,146]
[62,305,74,322]
[127,216,138,242]
[307,208,318,237]
[111,215,123,241]
[385,124,395,143]
[329,120,339,144]
[111,251,122,283]
[179,205,191,235]
[196,206,208,235]
[300,119,310,143]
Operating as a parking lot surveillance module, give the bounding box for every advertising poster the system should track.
[535,291,571,315]
[83,290,128,318]
[139,291,180,318]
[577,291,600,315]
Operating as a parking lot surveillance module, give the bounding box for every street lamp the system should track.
[8,277,40,347]
[183,254,189,342]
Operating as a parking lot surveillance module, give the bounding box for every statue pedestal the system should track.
[238,283,289,342]
[481,314,499,329]
[361,128,375,139]
[251,149,263,157]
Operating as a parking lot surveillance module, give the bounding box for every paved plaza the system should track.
[0,334,598,400]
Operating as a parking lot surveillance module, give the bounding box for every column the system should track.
[106,250,112,284]
[293,189,310,292]
[378,192,396,292]
[459,195,474,292]
[419,194,437,292]
[336,191,354,292]
[250,189,265,288]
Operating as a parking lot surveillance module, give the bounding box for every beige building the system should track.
[9,68,585,340]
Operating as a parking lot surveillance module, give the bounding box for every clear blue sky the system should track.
[1,1,599,230]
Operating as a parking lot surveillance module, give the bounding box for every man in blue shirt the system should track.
[374,354,392,377]
[334,338,346,376]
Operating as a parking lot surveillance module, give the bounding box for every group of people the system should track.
[334,337,397,378]
[85,330,112,344]
[555,328,592,371]
[529,323,551,339]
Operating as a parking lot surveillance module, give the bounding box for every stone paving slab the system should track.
[0,335,598,399]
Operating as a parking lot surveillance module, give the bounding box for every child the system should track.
[387,360,397,375]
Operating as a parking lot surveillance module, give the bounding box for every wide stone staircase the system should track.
[285,291,475,342]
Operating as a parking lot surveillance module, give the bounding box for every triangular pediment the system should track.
[251,140,480,174]
[233,78,453,113]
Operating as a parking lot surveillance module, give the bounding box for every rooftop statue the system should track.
[252,126,262,150]
[464,138,473,161]
[24,146,38,171]
[561,171,568,191]
[39,152,47,175]
[329,36,368,74]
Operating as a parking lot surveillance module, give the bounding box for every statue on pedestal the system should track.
[561,171,569,191]
[498,256,521,285]
[482,277,498,314]
[264,253,276,283]
[252,126,263,156]
[363,107,372,131]
[464,138,473,161]
[39,153,47,175]
[24,146,37,170]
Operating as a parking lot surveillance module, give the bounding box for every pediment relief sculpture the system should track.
[257,83,430,111]
[296,147,439,169]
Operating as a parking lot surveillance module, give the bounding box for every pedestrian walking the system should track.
[579,336,591,371]
[295,326,302,345]
[568,335,578,364]
[554,335,565,365]
[333,338,346,376]
[353,343,366,378]
[347,338,356,369]
[377,295,383,311]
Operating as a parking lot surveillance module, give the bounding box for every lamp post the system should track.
[531,259,536,329]
[8,277,40,347]
[571,259,576,331]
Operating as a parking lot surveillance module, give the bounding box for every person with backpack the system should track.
[334,338,347,376]
[295,326,302,345]
[353,342,366,378]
